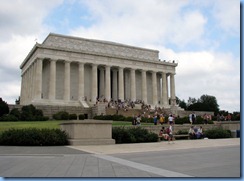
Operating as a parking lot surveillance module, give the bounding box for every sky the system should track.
[0,0,240,113]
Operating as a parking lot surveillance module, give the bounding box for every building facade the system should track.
[20,33,177,108]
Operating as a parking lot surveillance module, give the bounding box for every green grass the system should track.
[0,121,61,133]
[0,120,153,134]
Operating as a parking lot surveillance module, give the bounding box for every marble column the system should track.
[99,67,105,99]
[92,64,98,103]
[49,59,56,100]
[35,58,43,100]
[166,74,169,104]
[105,65,111,101]
[130,69,136,101]
[26,68,30,102]
[29,65,33,101]
[78,62,84,100]
[141,70,147,104]
[152,71,158,106]
[64,61,70,101]
[118,67,124,101]
[112,69,118,100]
[32,62,37,101]
[161,72,168,107]
[170,73,176,106]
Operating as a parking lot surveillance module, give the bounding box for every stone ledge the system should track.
[69,138,115,145]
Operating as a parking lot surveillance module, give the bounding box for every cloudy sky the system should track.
[0,0,240,112]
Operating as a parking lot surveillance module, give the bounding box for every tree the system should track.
[186,94,219,114]
[0,98,9,117]
[199,95,219,113]
[187,97,197,107]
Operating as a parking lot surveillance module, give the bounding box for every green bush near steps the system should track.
[0,128,69,146]
[204,127,231,139]
[112,126,158,144]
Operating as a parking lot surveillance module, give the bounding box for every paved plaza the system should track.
[0,138,240,178]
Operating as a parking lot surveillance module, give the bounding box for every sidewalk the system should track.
[0,138,240,177]
[68,138,240,154]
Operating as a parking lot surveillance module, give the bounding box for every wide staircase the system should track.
[106,108,143,117]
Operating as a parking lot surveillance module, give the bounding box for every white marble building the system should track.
[20,33,177,108]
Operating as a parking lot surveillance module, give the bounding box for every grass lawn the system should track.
[0,121,62,133]
[0,120,153,133]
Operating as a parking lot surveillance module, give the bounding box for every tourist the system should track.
[197,126,204,139]
[167,125,174,143]
[159,114,165,125]
[188,126,196,139]
[159,126,169,140]
[136,114,141,125]
[192,112,196,124]
[168,114,174,125]
[189,113,192,124]
[203,114,208,124]
[153,115,157,125]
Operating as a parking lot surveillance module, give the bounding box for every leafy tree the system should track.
[199,94,219,113]
[179,99,187,109]
[0,98,9,117]
[186,94,219,114]
[187,97,197,107]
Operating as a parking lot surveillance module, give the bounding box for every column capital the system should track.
[35,57,44,61]
[64,60,71,64]
[50,58,58,62]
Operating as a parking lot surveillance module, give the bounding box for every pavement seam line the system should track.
[93,154,194,177]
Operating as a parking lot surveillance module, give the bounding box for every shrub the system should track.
[141,117,154,123]
[53,111,69,120]
[10,108,21,120]
[0,128,68,146]
[0,114,19,122]
[20,104,47,121]
[79,114,85,120]
[69,114,77,120]
[112,126,158,144]
[0,98,9,117]
[204,127,231,139]
[177,129,188,135]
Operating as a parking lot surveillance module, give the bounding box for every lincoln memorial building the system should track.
[20,33,178,110]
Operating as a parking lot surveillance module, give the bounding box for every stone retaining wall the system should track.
[8,104,92,119]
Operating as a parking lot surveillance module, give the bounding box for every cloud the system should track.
[212,0,240,35]
[0,0,63,104]
[0,0,63,41]
[160,48,240,112]
[70,0,197,47]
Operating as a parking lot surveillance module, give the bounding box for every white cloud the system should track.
[212,0,240,35]
[71,0,199,47]
[161,49,240,112]
[0,0,63,104]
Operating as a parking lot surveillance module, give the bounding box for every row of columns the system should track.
[21,58,176,107]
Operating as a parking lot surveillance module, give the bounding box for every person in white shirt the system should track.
[168,114,174,125]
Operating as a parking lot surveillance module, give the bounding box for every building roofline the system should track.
[43,33,159,53]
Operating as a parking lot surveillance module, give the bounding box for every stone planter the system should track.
[60,119,115,145]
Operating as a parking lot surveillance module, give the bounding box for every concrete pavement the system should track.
[0,138,240,177]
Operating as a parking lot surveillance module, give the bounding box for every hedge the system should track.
[112,126,158,144]
[204,127,231,139]
[0,128,68,146]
